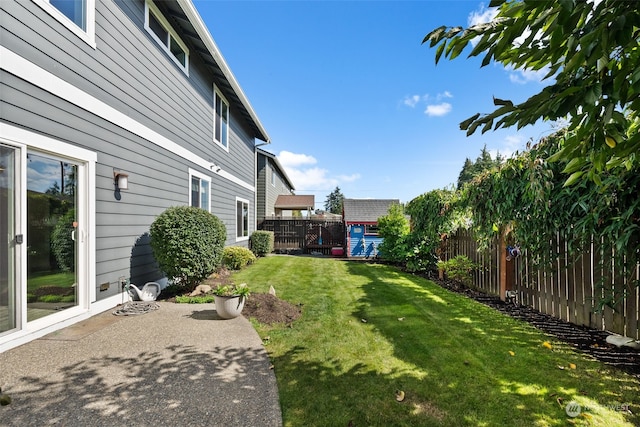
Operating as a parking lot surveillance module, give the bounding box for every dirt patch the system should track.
[433,277,640,380]
[243,293,302,326]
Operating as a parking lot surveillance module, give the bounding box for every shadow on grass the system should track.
[273,346,449,426]
[2,344,280,426]
[337,261,640,426]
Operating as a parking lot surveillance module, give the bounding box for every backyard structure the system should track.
[343,198,400,258]
[0,0,269,351]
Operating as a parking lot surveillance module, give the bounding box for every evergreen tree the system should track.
[457,146,503,189]
[324,186,344,215]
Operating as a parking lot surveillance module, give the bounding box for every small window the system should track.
[189,169,210,211]
[145,0,189,75]
[214,87,229,150]
[365,224,379,235]
[236,198,249,240]
[32,0,96,47]
[270,166,275,186]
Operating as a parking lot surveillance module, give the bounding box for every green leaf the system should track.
[459,113,481,131]
[563,171,584,187]
[493,97,514,107]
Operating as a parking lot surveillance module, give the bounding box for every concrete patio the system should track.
[0,302,282,426]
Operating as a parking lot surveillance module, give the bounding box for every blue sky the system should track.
[193,0,556,208]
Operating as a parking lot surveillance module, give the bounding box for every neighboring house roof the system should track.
[275,195,315,209]
[169,0,270,143]
[343,198,400,223]
[257,148,295,190]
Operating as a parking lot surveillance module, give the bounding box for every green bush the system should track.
[150,206,227,290]
[222,246,257,270]
[441,255,475,286]
[52,209,75,272]
[175,295,216,304]
[250,230,274,257]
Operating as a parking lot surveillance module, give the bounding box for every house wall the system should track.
[1,0,258,299]
[256,153,293,221]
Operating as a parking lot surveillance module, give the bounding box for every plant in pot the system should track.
[212,283,250,319]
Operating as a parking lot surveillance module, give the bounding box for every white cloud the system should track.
[507,65,551,84]
[278,150,317,168]
[403,95,421,108]
[488,134,527,159]
[404,92,453,114]
[425,102,452,117]
[277,150,360,192]
[468,3,498,26]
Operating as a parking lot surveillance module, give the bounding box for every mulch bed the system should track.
[433,277,640,380]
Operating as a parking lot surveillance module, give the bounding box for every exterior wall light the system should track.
[114,170,129,190]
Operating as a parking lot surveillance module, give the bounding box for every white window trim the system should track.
[188,168,211,212]
[31,0,96,48]
[0,124,96,322]
[213,85,230,151]
[144,0,189,76]
[235,197,250,242]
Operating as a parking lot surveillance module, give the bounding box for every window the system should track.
[145,0,189,75]
[189,169,210,211]
[365,224,379,235]
[236,198,249,240]
[270,166,275,186]
[214,87,229,150]
[32,0,96,47]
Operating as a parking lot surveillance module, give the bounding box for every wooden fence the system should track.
[446,229,640,339]
[258,218,345,255]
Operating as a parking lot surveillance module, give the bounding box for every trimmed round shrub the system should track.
[150,206,226,290]
[222,246,257,270]
[250,230,274,257]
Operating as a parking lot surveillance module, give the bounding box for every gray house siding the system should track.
[1,0,264,310]
[256,151,294,221]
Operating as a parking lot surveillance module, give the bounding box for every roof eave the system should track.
[177,0,271,143]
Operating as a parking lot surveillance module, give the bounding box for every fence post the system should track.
[499,228,507,301]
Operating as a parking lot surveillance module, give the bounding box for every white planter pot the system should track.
[214,295,246,319]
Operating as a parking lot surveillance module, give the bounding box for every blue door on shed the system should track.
[349,225,365,256]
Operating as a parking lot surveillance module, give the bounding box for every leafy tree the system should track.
[424,0,640,185]
[324,186,344,215]
[377,203,410,263]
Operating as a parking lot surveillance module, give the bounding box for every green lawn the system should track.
[27,271,75,291]
[232,255,639,427]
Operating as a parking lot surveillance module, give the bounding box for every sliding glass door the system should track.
[0,145,17,334]
[26,153,79,322]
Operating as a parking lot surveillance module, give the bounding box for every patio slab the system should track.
[0,302,282,427]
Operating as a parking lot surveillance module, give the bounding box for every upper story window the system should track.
[32,0,96,47]
[145,0,189,75]
[214,87,229,150]
[189,169,210,211]
[270,166,276,186]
